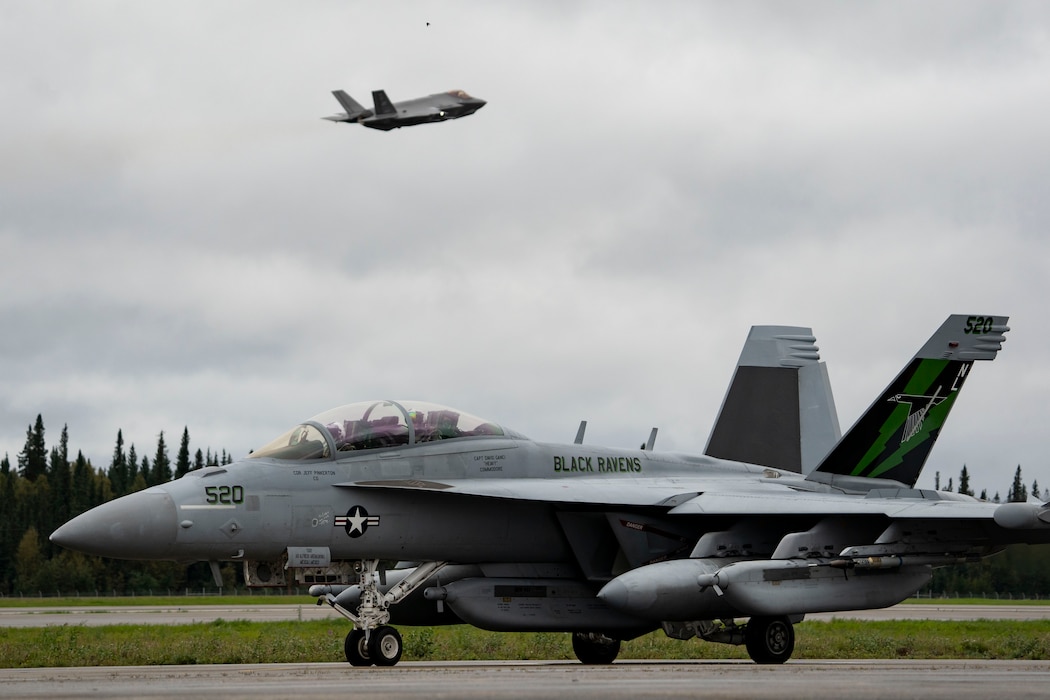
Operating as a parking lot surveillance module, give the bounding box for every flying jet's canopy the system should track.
[248,400,524,461]
[447,90,472,99]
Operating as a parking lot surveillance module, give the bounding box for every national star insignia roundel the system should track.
[334,505,381,538]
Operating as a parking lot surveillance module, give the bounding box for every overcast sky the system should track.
[3,1,1048,496]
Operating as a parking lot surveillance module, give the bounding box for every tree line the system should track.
[1,415,233,595]
[1,415,1048,596]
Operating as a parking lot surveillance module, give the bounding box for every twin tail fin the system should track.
[807,314,1009,489]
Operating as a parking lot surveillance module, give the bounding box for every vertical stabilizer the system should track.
[372,90,396,115]
[808,314,1009,489]
[705,326,841,473]
[333,90,366,115]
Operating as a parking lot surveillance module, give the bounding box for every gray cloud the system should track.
[2,2,1048,497]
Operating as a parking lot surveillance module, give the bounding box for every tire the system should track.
[745,616,794,664]
[345,629,372,666]
[369,625,404,667]
[571,632,621,665]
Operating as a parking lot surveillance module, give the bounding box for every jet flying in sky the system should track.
[51,314,1050,667]
[323,89,485,130]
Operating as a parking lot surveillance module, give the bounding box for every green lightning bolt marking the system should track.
[848,359,950,478]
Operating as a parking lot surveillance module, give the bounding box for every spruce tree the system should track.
[175,428,191,478]
[18,415,47,482]
[0,455,15,590]
[49,424,72,530]
[152,432,171,485]
[71,451,92,517]
[958,465,973,497]
[1009,465,1028,503]
[127,444,139,491]
[109,430,128,497]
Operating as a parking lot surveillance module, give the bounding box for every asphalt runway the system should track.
[1,660,1048,700]
[2,602,1049,627]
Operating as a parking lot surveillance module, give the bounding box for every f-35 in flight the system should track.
[52,314,1050,667]
[323,89,485,130]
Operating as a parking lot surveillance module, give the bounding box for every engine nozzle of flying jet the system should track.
[50,489,178,560]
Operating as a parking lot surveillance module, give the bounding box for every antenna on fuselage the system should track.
[644,428,658,451]
[574,420,587,445]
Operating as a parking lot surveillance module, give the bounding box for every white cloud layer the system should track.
[3,1,1049,496]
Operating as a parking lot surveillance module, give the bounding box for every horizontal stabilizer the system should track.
[330,90,372,121]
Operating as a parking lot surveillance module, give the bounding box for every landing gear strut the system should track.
[322,559,446,667]
[744,616,794,664]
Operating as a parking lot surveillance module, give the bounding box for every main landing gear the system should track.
[571,632,622,664]
[744,616,795,664]
[321,559,446,668]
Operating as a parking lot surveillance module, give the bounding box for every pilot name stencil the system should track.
[475,454,505,472]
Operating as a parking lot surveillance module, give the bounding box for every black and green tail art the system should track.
[815,358,971,486]
[811,314,1008,488]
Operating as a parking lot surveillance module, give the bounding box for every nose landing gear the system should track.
[321,559,445,667]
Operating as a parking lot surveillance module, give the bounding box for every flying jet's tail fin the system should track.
[372,90,396,115]
[807,315,1009,489]
[327,90,373,121]
[705,326,840,474]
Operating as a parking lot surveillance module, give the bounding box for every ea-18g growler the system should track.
[52,314,1050,666]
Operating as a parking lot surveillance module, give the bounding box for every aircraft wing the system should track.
[337,477,704,507]
[338,476,1006,520]
[666,490,999,519]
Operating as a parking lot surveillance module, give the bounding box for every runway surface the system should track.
[1,660,1048,700]
[2,602,1049,627]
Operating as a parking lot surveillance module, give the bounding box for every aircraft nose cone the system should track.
[50,490,178,559]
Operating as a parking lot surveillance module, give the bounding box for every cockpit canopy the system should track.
[447,89,472,99]
[247,400,525,461]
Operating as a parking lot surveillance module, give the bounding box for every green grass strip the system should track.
[2,619,1049,668]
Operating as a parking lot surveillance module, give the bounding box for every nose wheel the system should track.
[368,626,403,666]
[323,560,446,668]
[344,629,371,667]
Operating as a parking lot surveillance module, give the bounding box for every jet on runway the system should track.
[52,314,1050,667]
[323,89,485,130]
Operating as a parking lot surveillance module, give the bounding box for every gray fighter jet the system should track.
[323,89,485,130]
[51,315,1050,667]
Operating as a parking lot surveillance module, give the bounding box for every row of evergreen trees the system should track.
[1,415,232,595]
[1,415,1048,596]
[932,464,1041,504]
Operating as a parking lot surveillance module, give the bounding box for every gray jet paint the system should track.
[323,88,485,130]
[51,314,1050,667]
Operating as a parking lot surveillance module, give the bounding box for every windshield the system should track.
[248,400,523,460]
